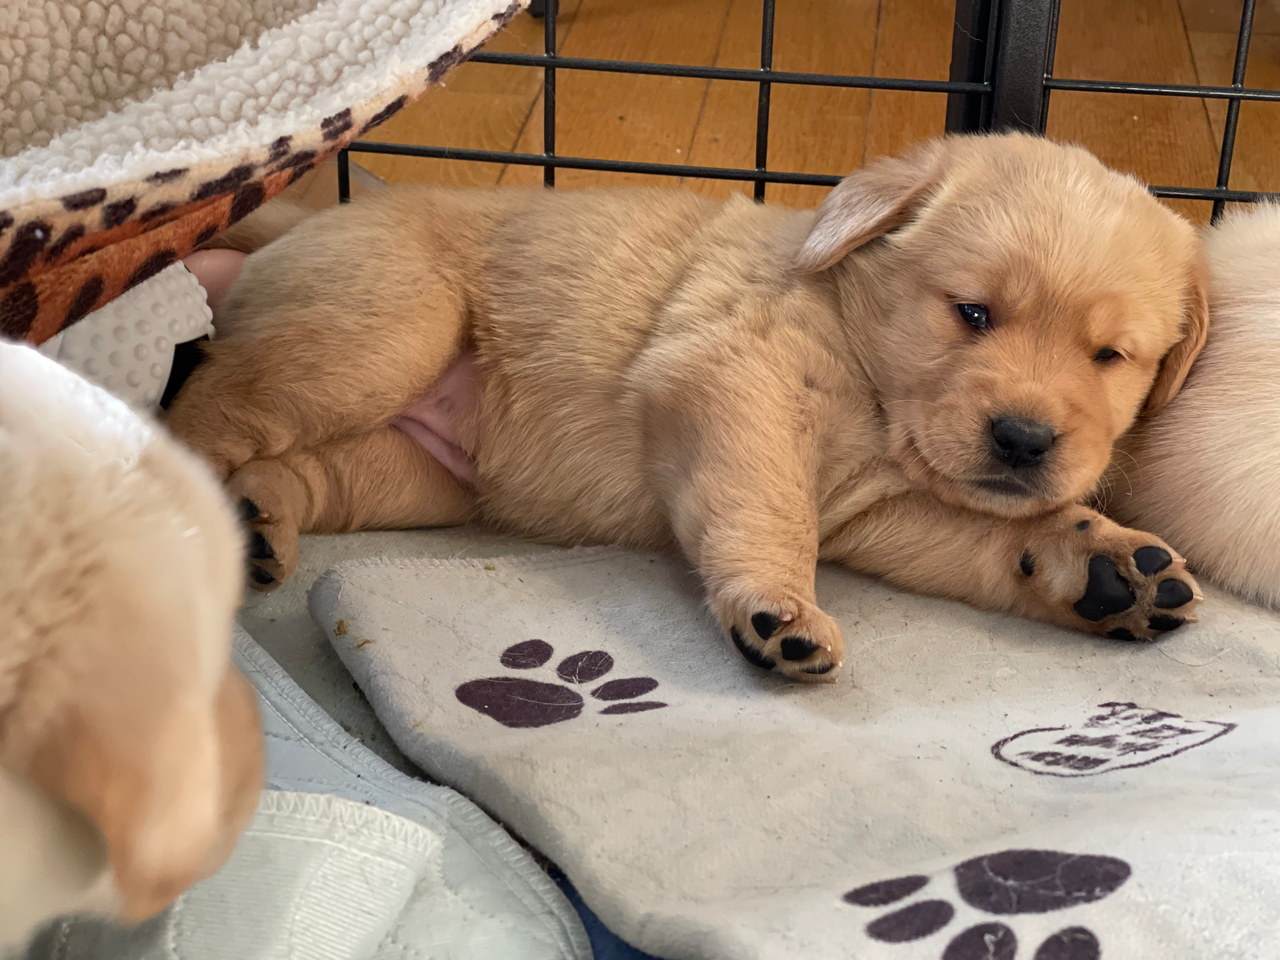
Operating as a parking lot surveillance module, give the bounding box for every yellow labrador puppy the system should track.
[168,132,1206,683]
[0,343,262,948]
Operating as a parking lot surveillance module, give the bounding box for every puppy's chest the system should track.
[813,394,906,531]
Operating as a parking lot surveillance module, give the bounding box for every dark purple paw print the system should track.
[843,849,1130,959]
[455,640,667,728]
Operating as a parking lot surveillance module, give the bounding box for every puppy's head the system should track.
[797,132,1208,518]
[0,345,262,932]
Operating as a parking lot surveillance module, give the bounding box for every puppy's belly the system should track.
[391,348,665,545]
[393,351,480,486]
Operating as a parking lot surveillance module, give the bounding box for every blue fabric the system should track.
[551,870,661,960]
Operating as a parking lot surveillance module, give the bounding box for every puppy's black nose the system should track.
[990,416,1056,469]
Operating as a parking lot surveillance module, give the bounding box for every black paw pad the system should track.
[803,661,836,675]
[238,497,261,523]
[1073,556,1136,622]
[456,677,583,727]
[1133,545,1172,576]
[1034,927,1100,960]
[843,875,929,907]
[1106,628,1139,642]
[1020,551,1035,577]
[249,567,276,586]
[1148,614,1185,632]
[500,639,554,669]
[780,636,820,661]
[751,611,781,640]
[943,922,1017,959]
[1155,578,1194,609]
[731,627,775,670]
[866,900,954,943]
[248,530,274,560]
[557,651,613,684]
[954,849,1130,914]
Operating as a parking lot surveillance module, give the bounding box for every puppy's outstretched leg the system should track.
[643,339,844,683]
[233,426,476,590]
[823,492,1202,639]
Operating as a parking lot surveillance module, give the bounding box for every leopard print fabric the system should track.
[0,1,521,347]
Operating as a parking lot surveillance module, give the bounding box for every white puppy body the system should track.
[0,343,257,950]
[1111,205,1280,608]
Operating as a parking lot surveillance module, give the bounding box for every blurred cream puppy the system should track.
[0,342,262,951]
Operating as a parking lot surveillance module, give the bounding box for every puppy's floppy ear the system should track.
[1142,251,1210,416]
[23,663,262,922]
[793,140,945,273]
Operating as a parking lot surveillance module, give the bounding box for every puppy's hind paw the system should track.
[228,463,301,591]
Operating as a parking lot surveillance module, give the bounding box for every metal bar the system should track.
[978,0,1000,129]
[754,0,775,201]
[1044,76,1280,102]
[1039,0,1062,129]
[1148,184,1277,202]
[988,0,1058,132]
[337,149,351,203]
[468,51,989,93]
[1213,0,1257,221]
[946,0,994,133]
[543,0,557,187]
[343,141,1280,203]
[345,141,845,186]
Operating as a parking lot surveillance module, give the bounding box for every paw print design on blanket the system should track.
[993,701,1236,777]
[843,849,1130,959]
[455,640,667,728]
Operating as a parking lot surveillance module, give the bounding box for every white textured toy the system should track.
[37,265,213,412]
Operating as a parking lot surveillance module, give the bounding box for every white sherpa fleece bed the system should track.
[0,0,519,205]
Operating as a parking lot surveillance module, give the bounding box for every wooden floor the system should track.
[353,0,1280,223]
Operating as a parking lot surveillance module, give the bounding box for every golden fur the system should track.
[0,343,262,947]
[168,133,1208,682]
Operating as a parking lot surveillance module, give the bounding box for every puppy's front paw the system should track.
[1021,508,1201,641]
[716,593,845,683]
[228,464,300,591]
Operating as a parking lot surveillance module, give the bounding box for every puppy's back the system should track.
[1109,204,1280,608]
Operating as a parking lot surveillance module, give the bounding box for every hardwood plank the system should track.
[1047,0,1221,223]
[863,0,954,166]
[1186,28,1280,210]
[285,156,386,210]
[310,0,1266,231]
[356,2,583,188]
[685,0,880,209]
[1181,0,1280,35]
[501,0,735,190]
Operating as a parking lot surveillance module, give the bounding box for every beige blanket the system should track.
[310,546,1280,960]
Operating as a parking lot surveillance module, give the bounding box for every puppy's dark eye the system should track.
[1093,347,1120,363]
[956,303,990,331]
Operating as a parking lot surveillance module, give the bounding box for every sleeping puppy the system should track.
[166,132,1207,683]
[0,343,262,949]
[1105,203,1280,609]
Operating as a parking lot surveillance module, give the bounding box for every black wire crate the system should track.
[338,0,1279,222]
